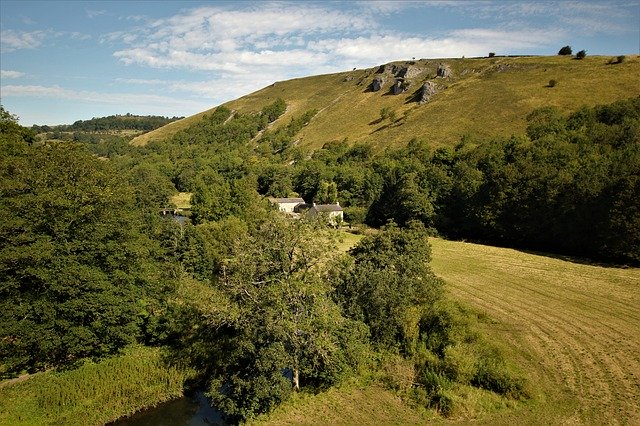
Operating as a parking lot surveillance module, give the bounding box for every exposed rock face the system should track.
[437,63,452,78]
[370,76,385,91]
[418,81,438,104]
[391,79,408,95]
[397,66,421,79]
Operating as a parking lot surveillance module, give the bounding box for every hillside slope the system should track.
[132,55,640,149]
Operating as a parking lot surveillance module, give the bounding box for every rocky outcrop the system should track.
[370,76,385,91]
[391,79,410,95]
[417,81,438,104]
[397,66,421,79]
[437,63,452,78]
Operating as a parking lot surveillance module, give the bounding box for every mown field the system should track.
[430,238,640,425]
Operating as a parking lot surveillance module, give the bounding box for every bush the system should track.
[548,79,558,87]
[576,49,587,59]
[488,52,496,58]
[609,55,626,64]
[558,45,572,55]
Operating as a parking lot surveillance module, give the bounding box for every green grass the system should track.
[248,378,430,426]
[0,345,194,426]
[132,55,640,150]
[429,238,640,424]
[170,192,192,209]
[335,230,364,252]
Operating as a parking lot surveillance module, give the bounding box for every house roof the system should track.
[310,203,343,212]
[268,197,305,204]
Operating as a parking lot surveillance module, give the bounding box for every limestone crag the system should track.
[417,81,438,104]
[370,76,385,92]
[437,63,452,78]
[368,60,449,98]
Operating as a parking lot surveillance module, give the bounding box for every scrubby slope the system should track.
[133,55,640,149]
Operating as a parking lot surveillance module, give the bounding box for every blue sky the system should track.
[1,1,638,126]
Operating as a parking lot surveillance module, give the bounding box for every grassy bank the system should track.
[0,345,194,426]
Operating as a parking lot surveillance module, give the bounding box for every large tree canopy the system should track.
[0,134,165,374]
[204,213,368,421]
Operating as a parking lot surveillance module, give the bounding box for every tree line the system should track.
[30,113,183,133]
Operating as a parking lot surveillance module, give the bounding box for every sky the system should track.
[1,1,639,126]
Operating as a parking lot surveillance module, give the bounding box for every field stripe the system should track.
[430,238,640,425]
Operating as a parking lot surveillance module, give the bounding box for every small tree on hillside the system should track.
[558,45,572,55]
[576,50,587,59]
[380,106,396,123]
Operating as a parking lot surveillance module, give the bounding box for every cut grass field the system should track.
[133,55,640,150]
[429,238,640,425]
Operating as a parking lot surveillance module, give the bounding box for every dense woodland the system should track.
[31,113,183,133]
[1,95,638,422]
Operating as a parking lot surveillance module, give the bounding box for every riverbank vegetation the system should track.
[0,345,194,425]
[1,90,638,423]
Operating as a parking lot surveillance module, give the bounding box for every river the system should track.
[111,391,226,426]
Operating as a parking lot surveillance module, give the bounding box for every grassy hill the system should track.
[132,55,640,149]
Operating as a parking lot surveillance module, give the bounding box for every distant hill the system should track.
[132,55,640,149]
[32,113,183,133]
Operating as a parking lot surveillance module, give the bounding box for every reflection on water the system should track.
[111,392,226,426]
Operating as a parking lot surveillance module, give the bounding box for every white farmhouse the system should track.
[306,202,344,226]
[268,197,305,213]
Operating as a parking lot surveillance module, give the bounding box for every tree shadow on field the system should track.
[515,247,634,269]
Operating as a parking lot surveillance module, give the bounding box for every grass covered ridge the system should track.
[133,55,640,150]
[0,345,194,426]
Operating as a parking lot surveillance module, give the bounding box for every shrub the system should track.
[548,79,558,87]
[609,55,626,64]
[558,45,572,55]
[488,52,496,58]
[576,49,587,59]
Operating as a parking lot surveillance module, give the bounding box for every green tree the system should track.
[558,45,572,55]
[0,140,164,374]
[316,180,338,204]
[380,106,396,123]
[576,49,587,59]
[208,214,368,420]
[335,222,443,352]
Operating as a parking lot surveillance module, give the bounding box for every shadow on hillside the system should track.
[515,247,635,269]
[446,237,634,269]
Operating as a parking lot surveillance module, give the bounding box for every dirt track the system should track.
[430,239,640,425]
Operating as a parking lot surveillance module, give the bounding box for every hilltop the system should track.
[133,55,640,149]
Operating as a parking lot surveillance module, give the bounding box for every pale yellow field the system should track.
[430,238,640,425]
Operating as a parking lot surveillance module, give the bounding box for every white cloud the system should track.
[108,1,585,82]
[1,84,211,114]
[111,4,372,71]
[1,70,26,79]
[114,75,284,103]
[0,29,48,52]
[86,9,107,19]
